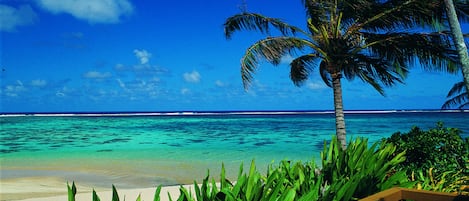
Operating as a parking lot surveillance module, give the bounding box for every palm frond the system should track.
[224,13,305,39]
[343,54,408,95]
[302,0,330,28]
[290,54,321,86]
[442,92,469,109]
[240,37,310,89]
[359,71,386,95]
[351,0,449,32]
[363,32,459,73]
[319,61,333,87]
[455,0,469,22]
[442,81,469,109]
[339,0,380,27]
[446,81,466,97]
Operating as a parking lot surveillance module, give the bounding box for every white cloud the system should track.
[56,86,73,97]
[116,78,127,90]
[183,70,201,83]
[4,80,26,97]
[281,55,294,64]
[306,81,327,90]
[134,49,152,65]
[56,92,65,97]
[36,0,133,24]
[181,88,190,95]
[215,80,226,87]
[115,63,126,71]
[0,4,38,32]
[83,71,112,79]
[31,79,47,87]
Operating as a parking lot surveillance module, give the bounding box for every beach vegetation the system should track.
[386,122,468,173]
[68,136,414,201]
[385,122,469,194]
[223,0,460,149]
[68,181,77,201]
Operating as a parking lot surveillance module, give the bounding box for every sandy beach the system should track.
[1,176,193,201]
[0,154,246,201]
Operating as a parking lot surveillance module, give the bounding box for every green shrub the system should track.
[385,122,469,194]
[386,122,468,173]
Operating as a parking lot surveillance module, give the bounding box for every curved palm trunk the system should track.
[332,73,347,150]
[444,0,469,95]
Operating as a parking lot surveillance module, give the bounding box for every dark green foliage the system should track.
[385,122,469,194]
[386,122,468,173]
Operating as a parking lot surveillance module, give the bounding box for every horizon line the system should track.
[1,109,467,117]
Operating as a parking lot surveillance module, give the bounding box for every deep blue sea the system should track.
[1,111,468,188]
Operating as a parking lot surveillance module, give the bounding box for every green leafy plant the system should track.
[386,122,467,172]
[411,167,468,193]
[67,182,76,201]
[319,137,413,200]
[385,122,469,194]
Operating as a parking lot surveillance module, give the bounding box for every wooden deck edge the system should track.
[359,187,467,201]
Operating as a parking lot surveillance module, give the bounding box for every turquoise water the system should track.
[1,111,468,188]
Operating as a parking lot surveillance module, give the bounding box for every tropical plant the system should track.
[411,167,469,195]
[442,81,469,109]
[319,137,413,200]
[386,122,468,172]
[67,182,76,201]
[224,0,459,149]
[67,182,162,201]
[385,123,469,195]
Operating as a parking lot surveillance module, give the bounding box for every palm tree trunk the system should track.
[332,73,347,150]
[444,0,469,95]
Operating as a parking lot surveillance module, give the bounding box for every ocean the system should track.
[1,111,468,189]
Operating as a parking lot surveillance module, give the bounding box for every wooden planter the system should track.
[359,187,468,201]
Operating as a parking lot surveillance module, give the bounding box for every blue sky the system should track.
[0,0,466,113]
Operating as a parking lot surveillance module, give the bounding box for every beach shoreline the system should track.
[1,175,191,201]
[0,160,244,201]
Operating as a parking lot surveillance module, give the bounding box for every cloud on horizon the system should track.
[35,0,134,24]
[0,4,38,32]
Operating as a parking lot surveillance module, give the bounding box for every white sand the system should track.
[0,177,194,201]
[16,185,193,201]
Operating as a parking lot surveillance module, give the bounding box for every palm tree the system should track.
[442,81,469,109]
[224,0,458,149]
[444,0,469,97]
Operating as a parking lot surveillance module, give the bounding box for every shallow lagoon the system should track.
[1,111,468,188]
